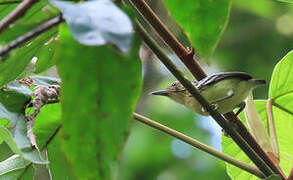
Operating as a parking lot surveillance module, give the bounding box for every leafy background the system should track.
[0,0,293,179]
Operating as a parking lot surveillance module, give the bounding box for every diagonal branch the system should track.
[0,15,64,58]
[133,112,264,178]
[0,0,39,33]
[136,23,275,178]
[129,0,206,80]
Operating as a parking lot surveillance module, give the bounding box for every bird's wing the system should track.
[196,72,253,90]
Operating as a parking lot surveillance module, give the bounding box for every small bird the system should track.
[151,72,266,116]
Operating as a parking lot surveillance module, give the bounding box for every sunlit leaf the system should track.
[269,50,293,114]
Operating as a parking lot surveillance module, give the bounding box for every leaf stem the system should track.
[0,15,64,58]
[0,0,39,33]
[133,112,265,178]
[267,99,279,160]
[136,22,275,177]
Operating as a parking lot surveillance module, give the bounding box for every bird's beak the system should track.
[150,90,169,96]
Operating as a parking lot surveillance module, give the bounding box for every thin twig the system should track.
[0,15,64,58]
[130,1,285,178]
[0,0,39,33]
[267,99,279,161]
[136,22,274,177]
[133,113,264,178]
[0,1,22,5]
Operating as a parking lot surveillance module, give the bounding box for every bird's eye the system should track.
[171,82,177,87]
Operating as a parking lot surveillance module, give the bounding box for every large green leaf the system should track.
[269,50,293,114]
[55,25,142,179]
[164,0,231,60]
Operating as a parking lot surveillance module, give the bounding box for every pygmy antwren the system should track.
[151,72,266,116]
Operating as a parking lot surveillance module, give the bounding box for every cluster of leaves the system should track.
[0,0,292,179]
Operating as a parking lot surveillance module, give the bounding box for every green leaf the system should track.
[222,100,293,179]
[34,33,58,74]
[0,83,46,164]
[55,24,142,179]
[50,0,133,53]
[34,104,61,149]
[269,50,293,114]
[164,0,232,60]
[0,155,30,178]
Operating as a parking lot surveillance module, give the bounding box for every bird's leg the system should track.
[211,89,234,104]
[235,101,246,116]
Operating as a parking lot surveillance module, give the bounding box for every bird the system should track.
[151,72,266,116]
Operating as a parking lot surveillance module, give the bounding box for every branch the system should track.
[136,23,275,178]
[129,0,206,80]
[0,15,64,58]
[133,113,264,178]
[0,0,39,33]
[130,1,285,178]
[0,1,22,5]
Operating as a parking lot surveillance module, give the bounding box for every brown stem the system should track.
[0,15,64,58]
[0,0,39,33]
[0,1,22,5]
[224,112,285,178]
[129,0,206,80]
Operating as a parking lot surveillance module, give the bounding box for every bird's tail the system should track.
[251,79,266,86]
